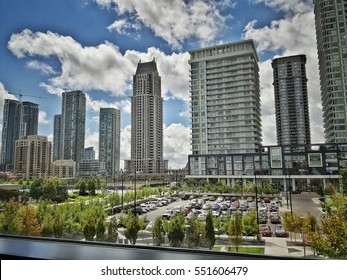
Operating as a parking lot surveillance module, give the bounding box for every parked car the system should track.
[162,208,174,220]
[274,224,289,237]
[271,213,281,224]
[259,224,272,237]
[130,207,146,215]
[259,214,267,224]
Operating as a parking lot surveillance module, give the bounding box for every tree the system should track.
[15,205,41,236]
[185,217,201,248]
[78,180,88,196]
[281,212,303,241]
[105,217,118,243]
[204,210,215,249]
[167,215,185,247]
[306,193,347,259]
[228,211,243,252]
[87,178,97,196]
[340,169,347,195]
[124,212,141,244]
[83,216,96,241]
[242,209,258,237]
[0,199,21,234]
[52,208,64,238]
[29,178,44,201]
[41,213,54,237]
[151,216,166,246]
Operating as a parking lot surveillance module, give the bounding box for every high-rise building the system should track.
[313,0,347,143]
[99,108,120,176]
[61,91,86,164]
[188,40,262,155]
[84,146,96,160]
[0,99,39,172]
[53,114,62,161]
[272,55,311,145]
[14,135,51,179]
[125,59,167,174]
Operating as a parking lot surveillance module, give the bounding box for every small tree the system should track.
[83,217,96,241]
[167,215,185,247]
[228,211,243,252]
[105,217,118,243]
[205,210,215,249]
[185,217,201,248]
[124,212,141,244]
[152,216,166,246]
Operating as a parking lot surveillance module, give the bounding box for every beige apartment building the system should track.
[14,135,51,179]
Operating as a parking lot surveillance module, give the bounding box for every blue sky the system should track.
[0,0,323,168]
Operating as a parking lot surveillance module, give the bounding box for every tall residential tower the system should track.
[313,0,347,143]
[61,90,86,164]
[125,59,167,174]
[0,99,39,172]
[189,40,262,155]
[272,55,311,145]
[99,108,121,176]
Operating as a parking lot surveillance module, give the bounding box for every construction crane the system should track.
[9,91,48,102]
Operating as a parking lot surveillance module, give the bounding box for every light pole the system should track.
[121,169,124,213]
[288,166,293,215]
[134,165,137,211]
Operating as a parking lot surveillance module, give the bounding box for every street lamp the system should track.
[121,169,124,213]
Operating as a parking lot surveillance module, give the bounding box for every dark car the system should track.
[258,214,267,224]
[271,213,281,224]
[275,224,289,237]
[130,207,146,215]
[259,224,272,237]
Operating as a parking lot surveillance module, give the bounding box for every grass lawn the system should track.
[212,246,222,251]
[228,247,264,254]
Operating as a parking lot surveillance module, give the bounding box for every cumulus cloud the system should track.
[26,60,57,75]
[96,0,230,49]
[8,30,190,105]
[250,0,313,14]
[39,111,50,125]
[8,29,134,96]
[243,8,324,144]
[164,123,190,168]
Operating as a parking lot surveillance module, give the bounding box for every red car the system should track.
[259,224,272,237]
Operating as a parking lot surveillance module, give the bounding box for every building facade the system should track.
[78,159,107,178]
[188,40,262,155]
[53,114,62,162]
[188,142,347,191]
[52,160,76,179]
[272,55,311,145]
[61,91,86,165]
[313,0,347,143]
[0,99,39,172]
[84,147,96,160]
[14,135,51,179]
[99,108,120,177]
[125,59,167,174]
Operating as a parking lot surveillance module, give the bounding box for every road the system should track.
[281,192,322,218]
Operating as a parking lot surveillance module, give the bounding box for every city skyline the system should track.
[0,1,327,168]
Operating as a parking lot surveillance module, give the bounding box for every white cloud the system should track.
[85,131,100,159]
[8,29,134,96]
[250,0,313,14]
[116,123,190,169]
[243,10,324,144]
[39,111,50,125]
[96,0,229,49]
[8,30,190,106]
[164,123,190,168]
[26,60,57,75]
